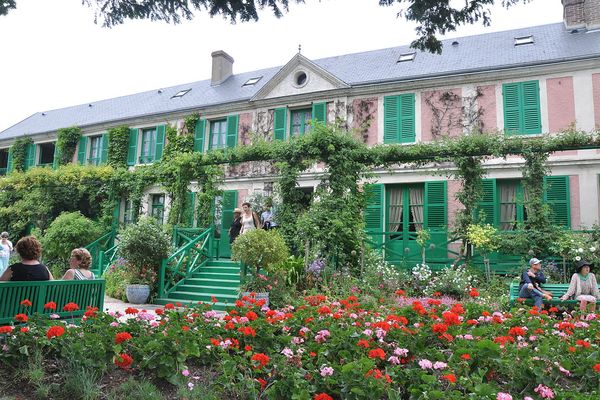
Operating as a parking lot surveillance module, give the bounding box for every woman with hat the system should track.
[228,208,243,244]
[560,260,600,312]
[0,231,12,276]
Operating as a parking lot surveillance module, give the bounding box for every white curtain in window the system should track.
[388,187,403,232]
[410,187,424,231]
[500,184,517,230]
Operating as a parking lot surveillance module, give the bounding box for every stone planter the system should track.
[126,284,151,304]
[241,291,269,307]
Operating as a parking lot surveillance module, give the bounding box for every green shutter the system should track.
[6,147,13,173]
[226,115,238,148]
[219,190,238,258]
[52,143,60,169]
[503,83,521,135]
[544,176,570,228]
[77,136,88,165]
[126,128,138,166]
[522,81,541,135]
[383,96,399,143]
[193,119,206,153]
[154,125,166,161]
[364,183,384,248]
[24,143,36,171]
[424,181,447,230]
[476,179,498,226]
[424,181,448,259]
[100,133,109,163]
[273,108,287,141]
[399,93,416,143]
[311,102,327,125]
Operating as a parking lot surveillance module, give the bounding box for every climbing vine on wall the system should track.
[10,137,32,172]
[107,126,130,168]
[55,127,81,165]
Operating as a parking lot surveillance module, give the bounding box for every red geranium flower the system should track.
[508,327,526,337]
[368,348,386,360]
[314,394,333,400]
[441,373,457,383]
[0,326,14,334]
[211,296,218,303]
[20,299,32,307]
[442,311,461,326]
[469,288,479,298]
[20,327,29,333]
[256,378,267,390]
[395,289,406,297]
[114,353,133,369]
[46,325,65,339]
[246,311,258,321]
[63,302,79,312]
[432,323,448,334]
[593,363,600,373]
[238,326,256,337]
[460,354,471,360]
[44,301,57,310]
[124,307,139,315]
[84,306,98,318]
[164,303,175,310]
[155,308,164,315]
[244,345,252,351]
[576,339,591,348]
[115,332,133,344]
[357,339,370,348]
[14,314,28,323]
[251,353,270,369]
[317,306,331,315]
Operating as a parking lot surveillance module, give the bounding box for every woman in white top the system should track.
[560,260,600,312]
[62,248,95,280]
[239,202,261,234]
[0,231,13,276]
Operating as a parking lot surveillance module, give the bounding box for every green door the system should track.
[218,190,238,258]
[385,184,422,264]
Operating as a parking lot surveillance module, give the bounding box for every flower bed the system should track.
[1,295,599,399]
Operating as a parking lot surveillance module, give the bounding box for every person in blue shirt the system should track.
[518,258,552,308]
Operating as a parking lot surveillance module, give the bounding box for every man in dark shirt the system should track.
[518,258,550,308]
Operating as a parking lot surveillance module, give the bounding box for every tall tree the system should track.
[1,0,533,53]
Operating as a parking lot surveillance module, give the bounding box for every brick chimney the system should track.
[563,0,600,30]
[211,50,234,86]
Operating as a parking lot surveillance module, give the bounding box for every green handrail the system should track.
[85,230,117,274]
[98,243,119,276]
[158,227,214,298]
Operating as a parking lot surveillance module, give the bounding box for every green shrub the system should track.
[231,229,289,273]
[119,216,171,269]
[40,211,104,264]
[103,257,130,301]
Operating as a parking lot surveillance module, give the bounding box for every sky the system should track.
[0,0,564,132]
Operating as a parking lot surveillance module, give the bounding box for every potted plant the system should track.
[118,217,171,304]
[232,229,289,305]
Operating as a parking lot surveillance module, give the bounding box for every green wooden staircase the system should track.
[154,259,240,311]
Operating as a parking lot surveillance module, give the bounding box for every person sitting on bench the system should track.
[560,260,600,313]
[518,258,552,308]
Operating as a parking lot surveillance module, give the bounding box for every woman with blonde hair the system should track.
[62,248,95,280]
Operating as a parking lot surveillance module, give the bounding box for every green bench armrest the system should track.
[509,282,579,306]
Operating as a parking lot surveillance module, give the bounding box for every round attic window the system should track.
[294,71,308,87]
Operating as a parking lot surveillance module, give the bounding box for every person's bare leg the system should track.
[580,300,588,312]
[589,302,596,312]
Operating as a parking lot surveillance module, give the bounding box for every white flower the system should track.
[575,256,581,261]
[590,247,596,253]
[578,248,584,253]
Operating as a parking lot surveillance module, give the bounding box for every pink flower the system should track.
[497,393,512,400]
[534,384,555,399]
[388,356,401,365]
[394,348,409,357]
[433,361,447,370]
[182,369,190,377]
[320,366,334,376]
[418,359,433,370]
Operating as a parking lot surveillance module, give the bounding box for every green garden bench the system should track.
[508,282,578,307]
[0,279,105,324]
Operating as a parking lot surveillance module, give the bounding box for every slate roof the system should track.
[2,22,600,139]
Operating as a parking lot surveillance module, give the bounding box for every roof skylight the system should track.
[172,89,191,98]
[397,52,416,63]
[514,35,534,46]
[243,76,263,86]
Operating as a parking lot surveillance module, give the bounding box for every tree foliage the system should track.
[1,1,532,53]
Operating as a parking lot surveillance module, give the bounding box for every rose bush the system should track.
[1,294,600,399]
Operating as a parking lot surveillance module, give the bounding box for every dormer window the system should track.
[514,35,534,46]
[172,89,191,98]
[243,77,262,86]
[397,52,416,63]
